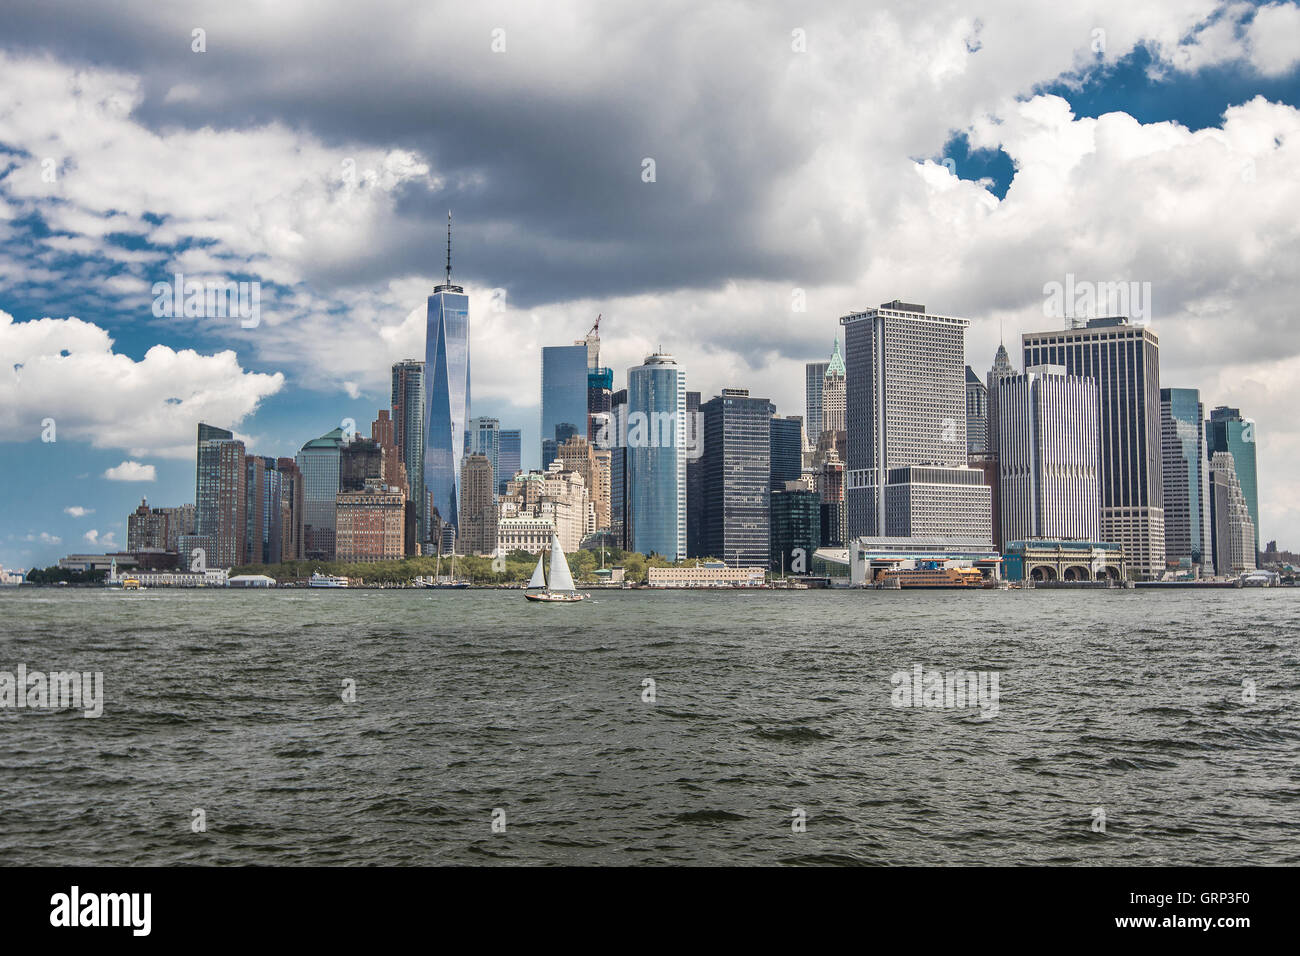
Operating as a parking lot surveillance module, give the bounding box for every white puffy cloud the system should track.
[1,311,284,458]
[103,462,156,482]
[63,506,93,517]
[83,529,119,548]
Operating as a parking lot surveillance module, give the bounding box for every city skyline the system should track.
[3,1,1300,567]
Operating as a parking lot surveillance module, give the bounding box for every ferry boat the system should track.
[309,571,349,588]
[878,564,984,589]
[524,534,587,603]
[121,577,143,590]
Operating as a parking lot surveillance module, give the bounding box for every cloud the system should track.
[103,461,157,481]
[24,532,61,545]
[83,529,119,549]
[0,311,284,458]
[63,506,94,517]
[1160,2,1300,76]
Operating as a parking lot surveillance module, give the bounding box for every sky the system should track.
[1,0,1299,570]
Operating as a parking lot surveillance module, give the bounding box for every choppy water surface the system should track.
[0,587,1296,865]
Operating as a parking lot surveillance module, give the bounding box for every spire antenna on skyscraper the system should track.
[445,209,453,287]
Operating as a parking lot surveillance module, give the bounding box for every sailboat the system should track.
[524,534,587,603]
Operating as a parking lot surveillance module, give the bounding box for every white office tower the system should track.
[997,365,1101,543]
[1209,452,1256,576]
[840,301,988,542]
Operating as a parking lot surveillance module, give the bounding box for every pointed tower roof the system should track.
[991,342,1014,375]
[825,337,846,377]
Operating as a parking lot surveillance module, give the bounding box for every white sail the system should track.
[548,534,576,593]
[527,555,547,590]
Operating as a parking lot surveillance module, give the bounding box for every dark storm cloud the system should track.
[0,0,834,306]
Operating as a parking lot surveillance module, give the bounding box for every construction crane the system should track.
[586,314,602,337]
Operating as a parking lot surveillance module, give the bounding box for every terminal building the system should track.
[1001,539,1127,583]
[848,537,1001,587]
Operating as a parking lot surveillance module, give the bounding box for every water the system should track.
[1,587,1297,866]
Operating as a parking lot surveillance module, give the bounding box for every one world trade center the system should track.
[424,211,470,550]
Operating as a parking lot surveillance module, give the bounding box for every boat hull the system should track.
[524,591,586,603]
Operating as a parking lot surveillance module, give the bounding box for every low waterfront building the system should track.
[112,567,230,587]
[848,537,1001,587]
[1002,539,1127,583]
[228,574,277,588]
[647,564,766,588]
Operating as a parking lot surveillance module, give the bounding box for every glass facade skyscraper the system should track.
[425,263,470,538]
[296,427,345,560]
[769,415,803,490]
[1206,406,1259,557]
[466,417,501,494]
[497,429,521,496]
[1161,388,1209,569]
[541,344,589,466]
[626,353,687,560]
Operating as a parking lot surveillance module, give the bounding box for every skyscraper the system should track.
[685,390,704,557]
[821,339,846,434]
[391,359,426,540]
[626,352,687,560]
[193,424,246,568]
[541,343,589,466]
[458,453,498,556]
[805,359,829,444]
[466,417,501,492]
[276,457,305,562]
[296,427,346,560]
[769,415,803,490]
[425,212,470,539]
[1206,406,1259,557]
[497,429,522,496]
[1023,317,1164,578]
[997,366,1100,543]
[1160,388,1209,570]
[701,388,773,567]
[1209,452,1256,575]
[244,455,286,565]
[608,389,629,550]
[985,342,1017,457]
[965,366,988,454]
[839,300,973,540]
[770,484,821,574]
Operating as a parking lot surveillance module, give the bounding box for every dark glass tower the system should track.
[700,388,772,566]
[541,344,589,466]
[1023,316,1164,578]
